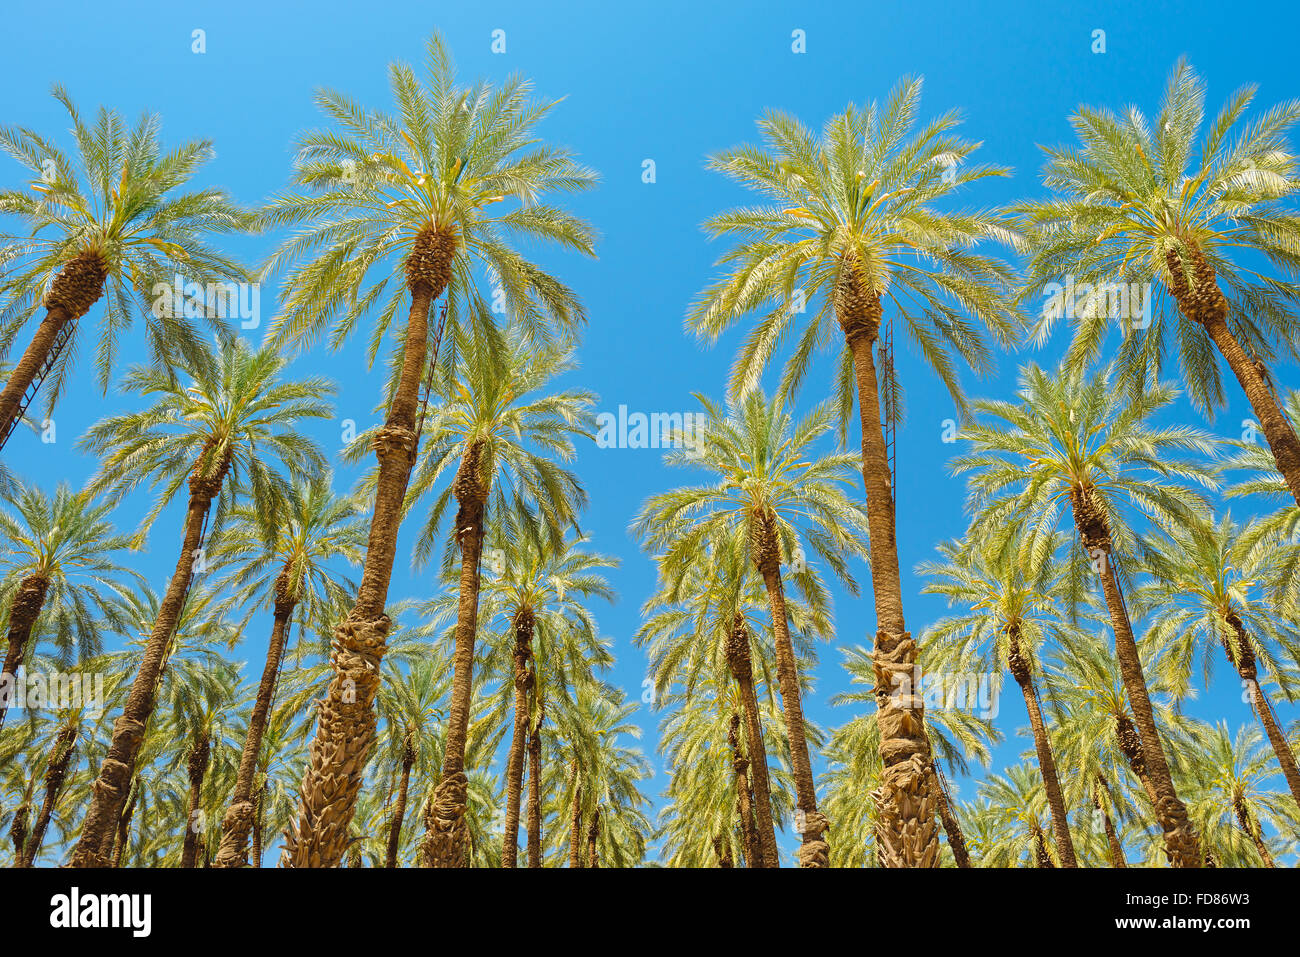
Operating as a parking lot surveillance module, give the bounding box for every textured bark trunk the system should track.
[501,610,534,868]
[1234,800,1275,868]
[727,712,762,868]
[1220,615,1300,807]
[0,573,48,732]
[1072,486,1200,868]
[8,802,28,863]
[713,834,734,868]
[835,265,937,868]
[586,806,599,868]
[1007,627,1077,866]
[425,440,488,869]
[213,574,295,867]
[568,767,583,868]
[931,769,971,868]
[725,618,779,866]
[111,784,137,868]
[72,447,230,867]
[526,699,543,868]
[1033,824,1055,868]
[20,721,77,867]
[1094,779,1127,868]
[1165,247,1300,505]
[287,228,455,868]
[251,785,264,868]
[180,733,210,868]
[384,740,415,868]
[0,251,107,452]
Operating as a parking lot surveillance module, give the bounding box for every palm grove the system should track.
[1,42,1297,868]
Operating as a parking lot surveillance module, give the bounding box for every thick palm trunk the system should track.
[286,229,454,868]
[1166,247,1300,505]
[1007,627,1077,866]
[727,712,762,868]
[0,573,48,731]
[425,441,488,869]
[1221,615,1300,807]
[501,610,534,867]
[71,450,229,867]
[724,618,779,866]
[0,252,107,452]
[568,766,583,868]
[526,698,544,868]
[931,769,971,867]
[19,721,77,867]
[836,268,938,867]
[1072,486,1199,867]
[213,574,295,867]
[180,733,211,868]
[384,740,416,868]
[586,806,599,868]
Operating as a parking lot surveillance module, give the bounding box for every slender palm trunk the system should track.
[1073,485,1200,868]
[384,738,416,868]
[180,733,210,868]
[501,609,534,867]
[286,228,455,868]
[724,618,779,866]
[8,800,28,862]
[727,712,762,868]
[1234,799,1275,867]
[568,765,583,868]
[931,769,971,867]
[1095,777,1127,868]
[71,448,230,866]
[19,721,77,867]
[1166,247,1300,505]
[1033,824,1056,868]
[110,782,137,868]
[526,698,544,868]
[0,252,106,451]
[0,573,48,731]
[213,573,295,867]
[251,785,264,868]
[1221,615,1300,807]
[836,266,937,867]
[425,440,488,868]
[1007,626,1077,866]
[586,806,599,868]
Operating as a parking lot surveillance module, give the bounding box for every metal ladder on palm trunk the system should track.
[0,316,77,452]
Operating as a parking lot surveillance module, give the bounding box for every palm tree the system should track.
[68,336,330,865]
[954,361,1216,867]
[209,476,367,866]
[1136,510,1300,806]
[0,479,139,730]
[1015,59,1300,505]
[263,34,596,867]
[690,83,1021,866]
[394,331,593,867]
[634,391,871,867]
[917,536,1080,865]
[0,88,251,448]
[977,764,1059,867]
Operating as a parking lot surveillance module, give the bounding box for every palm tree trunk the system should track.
[71,448,230,867]
[1033,824,1055,868]
[384,740,415,868]
[586,806,599,868]
[213,573,295,867]
[1233,799,1275,867]
[19,720,77,867]
[110,782,137,868]
[526,698,544,868]
[287,228,456,868]
[8,794,29,863]
[251,785,264,868]
[726,712,762,868]
[724,618,779,866]
[568,766,583,868]
[425,440,488,868]
[1072,485,1199,867]
[1221,614,1300,807]
[1165,247,1300,505]
[1094,778,1127,868]
[1007,627,1077,866]
[180,733,210,868]
[0,573,48,731]
[0,251,106,452]
[501,610,534,867]
[836,268,938,867]
[931,769,971,867]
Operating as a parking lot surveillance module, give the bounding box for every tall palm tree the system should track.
[209,476,367,866]
[1016,59,1300,505]
[917,536,1080,865]
[68,336,330,865]
[977,764,1059,867]
[1136,510,1300,806]
[634,391,871,866]
[690,83,1021,865]
[396,331,593,867]
[263,34,596,867]
[0,480,139,730]
[953,361,1216,867]
[0,88,251,448]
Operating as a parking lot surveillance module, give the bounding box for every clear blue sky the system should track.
[3,0,1297,862]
